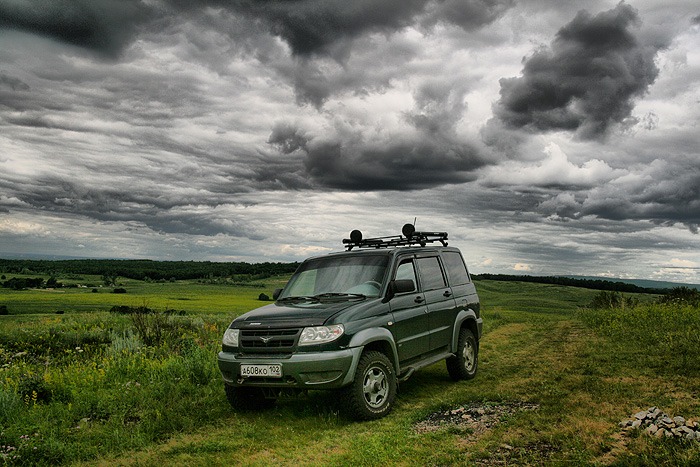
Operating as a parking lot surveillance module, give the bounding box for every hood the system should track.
[232,299,361,329]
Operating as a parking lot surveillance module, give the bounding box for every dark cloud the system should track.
[494,3,666,139]
[268,119,486,191]
[421,0,515,31]
[0,73,30,91]
[226,0,427,57]
[0,0,153,57]
[0,175,260,238]
[533,161,700,234]
[295,138,483,191]
[267,77,488,191]
[211,0,515,58]
[1,0,514,59]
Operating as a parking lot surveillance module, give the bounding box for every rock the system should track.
[634,411,648,420]
[645,424,658,435]
[673,416,686,426]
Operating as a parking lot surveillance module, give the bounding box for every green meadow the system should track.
[1,274,699,466]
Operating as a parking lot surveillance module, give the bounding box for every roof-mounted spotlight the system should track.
[350,229,363,243]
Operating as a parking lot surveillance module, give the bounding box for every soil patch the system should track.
[413,401,539,435]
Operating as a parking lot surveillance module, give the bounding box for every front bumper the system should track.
[217,347,362,389]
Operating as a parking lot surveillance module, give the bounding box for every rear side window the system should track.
[442,251,470,285]
[416,257,447,291]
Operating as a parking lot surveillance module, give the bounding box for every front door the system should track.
[388,258,430,362]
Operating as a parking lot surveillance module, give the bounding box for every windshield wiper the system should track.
[313,292,367,300]
[278,295,320,303]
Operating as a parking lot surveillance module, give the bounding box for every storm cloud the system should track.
[494,3,667,139]
[1,1,699,283]
[0,0,153,57]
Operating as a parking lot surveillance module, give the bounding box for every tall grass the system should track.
[0,310,231,466]
[578,291,700,374]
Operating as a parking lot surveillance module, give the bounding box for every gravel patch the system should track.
[414,401,539,435]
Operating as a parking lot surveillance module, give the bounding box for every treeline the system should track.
[0,259,299,281]
[472,273,666,294]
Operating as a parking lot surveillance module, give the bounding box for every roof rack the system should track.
[342,224,448,250]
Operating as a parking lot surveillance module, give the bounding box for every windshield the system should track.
[279,254,388,299]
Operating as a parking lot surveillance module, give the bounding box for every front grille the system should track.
[240,328,300,351]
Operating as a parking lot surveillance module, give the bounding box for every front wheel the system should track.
[342,351,397,420]
[446,328,478,381]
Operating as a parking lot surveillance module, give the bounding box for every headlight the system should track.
[299,325,344,346]
[222,328,240,347]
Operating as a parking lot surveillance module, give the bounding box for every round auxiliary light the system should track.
[402,223,415,238]
[350,229,363,243]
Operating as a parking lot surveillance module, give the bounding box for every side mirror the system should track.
[273,288,283,300]
[385,279,415,301]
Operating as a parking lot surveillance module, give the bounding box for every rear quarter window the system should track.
[442,251,471,286]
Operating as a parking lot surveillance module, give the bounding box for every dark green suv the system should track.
[217,225,482,420]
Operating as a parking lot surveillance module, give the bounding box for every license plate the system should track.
[240,364,282,378]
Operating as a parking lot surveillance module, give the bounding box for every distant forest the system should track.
[0,258,673,294]
[472,273,667,294]
[0,258,299,281]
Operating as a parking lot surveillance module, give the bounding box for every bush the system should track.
[0,305,8,315]
[112,288,127,294]
[130,310,174,347]
[17,373,52,404]
[658,286,700,307]
[587,291,638,310]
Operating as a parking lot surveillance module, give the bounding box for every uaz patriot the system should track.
[218,224,482,420]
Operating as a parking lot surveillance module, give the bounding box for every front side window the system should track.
[280,255,388,298]
[394,259,417,292]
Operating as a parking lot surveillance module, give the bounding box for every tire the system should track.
[446,327,478,381]
[225,384,276,410]
[342,351,397,420]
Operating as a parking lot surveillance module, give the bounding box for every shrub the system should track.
[587,290,638,310]
[130,310,172,347]
[258,293,270,301]
[658,286,700,307]
[0,305,8,315]
[17,373,52,404]
[112,288,127,294]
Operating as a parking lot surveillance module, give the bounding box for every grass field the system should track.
[1,276,699,466]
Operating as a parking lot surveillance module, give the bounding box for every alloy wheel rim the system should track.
[363,366,388,408]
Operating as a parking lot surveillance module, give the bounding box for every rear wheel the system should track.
[225,384,276,410]
[446,328,478,381]
[342,351,397,420]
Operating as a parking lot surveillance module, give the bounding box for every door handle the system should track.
[414,296,425,304]
[443,290,452,298]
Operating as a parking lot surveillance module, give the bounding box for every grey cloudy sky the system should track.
[1,0,698,283]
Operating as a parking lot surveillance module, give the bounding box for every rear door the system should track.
[415,254,457,353]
